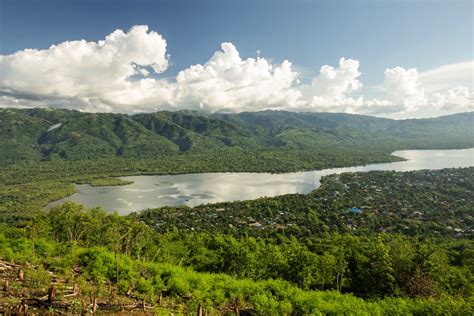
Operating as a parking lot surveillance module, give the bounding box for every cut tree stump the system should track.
[92,297,97,313]
[18,269,24,281]
[48,285,56,304]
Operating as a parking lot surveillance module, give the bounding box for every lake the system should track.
[47,148,474,214]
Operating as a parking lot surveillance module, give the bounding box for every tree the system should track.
[49,202,105,245]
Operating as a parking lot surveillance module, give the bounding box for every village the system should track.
[140,167,474,238]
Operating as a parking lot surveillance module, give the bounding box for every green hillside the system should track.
[1,108,473,165]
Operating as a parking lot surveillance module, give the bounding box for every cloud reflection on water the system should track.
[47,148,474,214]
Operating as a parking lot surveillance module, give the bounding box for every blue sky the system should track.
[0,0,472,117]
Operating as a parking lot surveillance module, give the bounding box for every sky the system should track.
[0,0,472,118]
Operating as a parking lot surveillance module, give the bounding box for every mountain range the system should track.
[1,108,473,165]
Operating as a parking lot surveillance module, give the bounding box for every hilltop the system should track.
[1,108,473,165]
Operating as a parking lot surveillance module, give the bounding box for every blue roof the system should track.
[348,207,362,213]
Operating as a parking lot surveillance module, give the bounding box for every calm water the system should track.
[47,148,474,214]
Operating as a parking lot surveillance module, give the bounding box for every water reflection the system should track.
[47,148,474,214]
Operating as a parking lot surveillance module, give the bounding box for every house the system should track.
[348,207,362,214]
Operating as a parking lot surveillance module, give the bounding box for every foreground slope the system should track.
[1,168,472,314]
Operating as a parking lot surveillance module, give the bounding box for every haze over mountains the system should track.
[1,108,473,164]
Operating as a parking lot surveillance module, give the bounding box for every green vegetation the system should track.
[1,168,473,314]
[1,108,473,166]
[1,108,473,217]
[1,199,472,314]
[1,108,473,314]
[140,167,473,238]
[87,178,133,187]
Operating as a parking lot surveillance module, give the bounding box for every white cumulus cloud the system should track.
[431,86,474,110]
[300,58,363,113]
[371,66,473,116]
[173,42,302,112]
[0,25,472,117]
[298,61,473,116]
[0,25,169,112]
[382,67,427,111]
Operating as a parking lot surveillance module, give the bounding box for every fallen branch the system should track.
[20,298,49,308]
[63,292,80,298]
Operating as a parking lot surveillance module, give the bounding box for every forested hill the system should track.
[1,108,473,165]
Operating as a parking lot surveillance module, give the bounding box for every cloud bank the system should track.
[0,25,472,117]
[174,42,302,112]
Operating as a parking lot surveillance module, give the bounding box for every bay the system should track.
[46,148,474,214]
